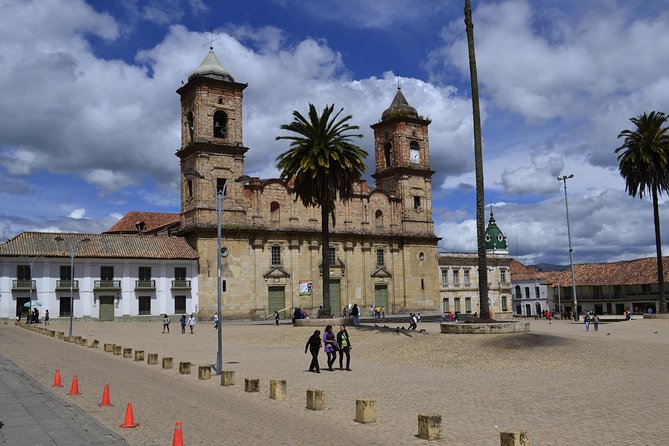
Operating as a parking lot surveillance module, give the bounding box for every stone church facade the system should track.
[176,49,441,319]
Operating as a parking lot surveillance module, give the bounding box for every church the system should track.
[0,48,455,321]
[175,48,441,319]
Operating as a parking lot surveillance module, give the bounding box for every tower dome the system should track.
[381,87,418,121]
[485,210,508,253]
[188,47,235,82]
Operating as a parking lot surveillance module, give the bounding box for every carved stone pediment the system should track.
[371,267,392,278]
[263,267,291,279]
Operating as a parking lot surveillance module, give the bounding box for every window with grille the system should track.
[174,296,186,313]
[502,296,508,311]
[463,269,470,285]
[442,298,450,312]
[376,248,385,267]
[454,298,461,312]
[465,297,472,313]
[174,267,186,281]
[328,247,336,265]
[441,269,448,286]
[453,270,460,286]
[271,245,281,266]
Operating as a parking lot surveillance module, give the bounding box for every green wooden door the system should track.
[268,286,285,315]
[99,296,115,321]
[374,285,388,312]
[329,280,341,316]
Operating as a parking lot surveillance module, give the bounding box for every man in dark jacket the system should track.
[304,330,322,373]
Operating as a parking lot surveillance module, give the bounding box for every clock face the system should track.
[410,149,419,163]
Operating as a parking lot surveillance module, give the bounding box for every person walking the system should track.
[44,309,49,326]
[180,314,186,333]
[304,329,322,373]
[213,312,219,330]
[274,310,280,326]
[162,314,170,333]
[188,314,196,334]
[593,314,599,331]
[336,325,352,371]
[351,304,360,326]
[584,314,591,331]
[322,325,337,371]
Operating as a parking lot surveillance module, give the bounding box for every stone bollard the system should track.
[80,338,88,347]
[147,353,158,365]
[48,330,55,337]
[123,348,132,358]
[74,336,82,345]
[134,350,144,361]
[88,339,100,348]
[355,399,377,423]
[179,361,191,374]
[57,331,64,340]
[163,357,174,369]
[104,343,114,352]
[245,378,260,392]
[418,413,442,440]
[306,389,325,410]
[113,345,122,355]
[221,370,235,386]
[269,380,287,400]
[500,431,529,446]
[198,366,211,380]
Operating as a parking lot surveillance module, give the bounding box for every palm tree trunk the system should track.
[652,186,666,313]
[321,205,331,317]
[464,0,489,319]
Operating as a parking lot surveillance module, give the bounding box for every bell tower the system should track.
[371,87,435,235]
[176,48,249,232]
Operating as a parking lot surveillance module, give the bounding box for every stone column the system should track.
[269,380,287,400]
[147,353,158,365]
[245,378,260,392]
[123,348,132,358]
[134,350,144,361]
[306,389,325,410]
[355,399,377,423]
[198,366,211,380]
[221,371,235,386]
[104,343,113,352]
[500,431,529,446]
[113,345,122,355]
[417,413,442,440]
[163,357,174,369]
[179,362,191,374]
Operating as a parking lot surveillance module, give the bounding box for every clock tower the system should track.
[371,87,435,235]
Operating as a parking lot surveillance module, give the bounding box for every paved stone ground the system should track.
[0,317,668,445]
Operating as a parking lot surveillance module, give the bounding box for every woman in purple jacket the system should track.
[322,325,337,371]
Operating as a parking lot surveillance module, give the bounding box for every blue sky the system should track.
[2,0,669,265]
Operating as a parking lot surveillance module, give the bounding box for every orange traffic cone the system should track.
[119,402,139,428]
[172,421,184,446]
[52,368,63,387]
[67,375,80,395]
[99,384,112,407]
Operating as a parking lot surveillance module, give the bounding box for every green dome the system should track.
[485,211,508,253]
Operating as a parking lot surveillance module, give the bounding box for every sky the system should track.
[1,0,669,266]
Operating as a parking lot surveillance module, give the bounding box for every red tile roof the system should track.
[104,212,180,234]
[0,232,198,260]
[512,257,669,287]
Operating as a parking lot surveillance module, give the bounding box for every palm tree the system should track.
[464,0,489,319]
[276,104,366,317]
[615,111,669,313]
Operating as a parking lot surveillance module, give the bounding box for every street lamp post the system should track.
[184,170,250,374]
[557,174,578,321]
[55,236,90,336]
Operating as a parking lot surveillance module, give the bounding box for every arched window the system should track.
[384,142,392,167]
[501,296,508,311]
[213,110,228,138]
[270,201,280,222]
[375,209,383,228]
[186,112,194,142]
[514,285,521,299]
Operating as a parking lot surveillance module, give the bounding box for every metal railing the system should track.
[171,280,191,289]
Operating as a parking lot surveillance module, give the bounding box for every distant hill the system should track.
[530,263,568,272]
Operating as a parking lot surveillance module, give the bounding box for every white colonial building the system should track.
[0,232,199,321]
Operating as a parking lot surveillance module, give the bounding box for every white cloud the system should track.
[68,208,86,219]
